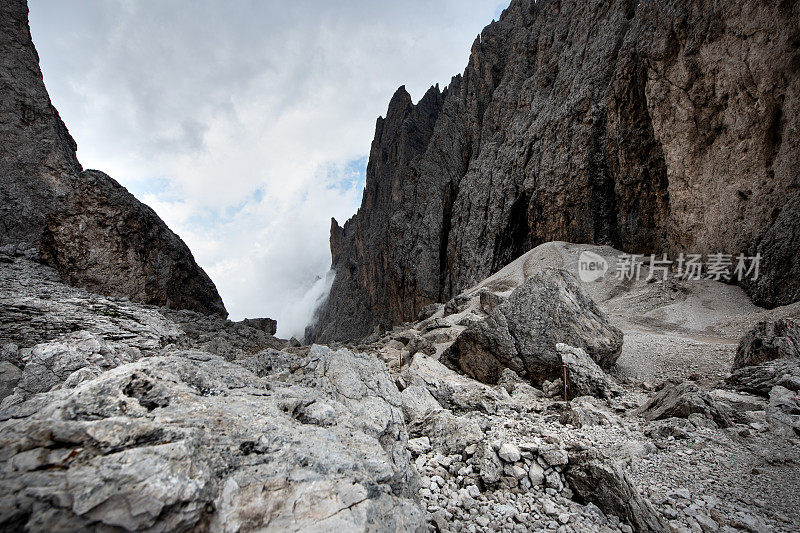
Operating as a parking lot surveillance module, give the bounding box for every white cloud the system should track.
[28,0,508,338]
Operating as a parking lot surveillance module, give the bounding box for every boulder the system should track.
[528,463,545,486]
[407,410,483,456]
[733,319,800,370]
[399,385,442,423]
[401,353,505,414]
[444,269,623,384]
[709,389,767,413]
[497,442,521,463]
[557,343,622,400]
[561,396,620,427]
[472,441,503,486]
[566,449,669,533]
[638,382,732,428]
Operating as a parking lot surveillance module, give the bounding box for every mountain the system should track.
[309,0,800,342]
[0,0,227,317]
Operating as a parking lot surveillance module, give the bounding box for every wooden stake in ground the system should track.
[562,362,567,402]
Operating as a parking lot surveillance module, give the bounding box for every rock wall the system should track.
[0,0,227,317]
[310,0,800,342]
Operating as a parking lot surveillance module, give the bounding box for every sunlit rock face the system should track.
[310,0,800,343]
[0,0,227,317]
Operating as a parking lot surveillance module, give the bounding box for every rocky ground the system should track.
[1,242,799,532]
[347,242,800,533]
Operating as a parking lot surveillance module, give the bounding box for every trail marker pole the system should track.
[562,362,567,402]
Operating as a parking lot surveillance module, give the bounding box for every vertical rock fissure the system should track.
[491,191,532,274]
[439,181,457,302]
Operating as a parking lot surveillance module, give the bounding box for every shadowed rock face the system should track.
[0,0,227,317]
[310,0,800,342]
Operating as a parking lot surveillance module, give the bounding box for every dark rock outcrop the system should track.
[733,318,800,370]
[0,0,226,317]
[727,358,800,398]
[310,0,800,342]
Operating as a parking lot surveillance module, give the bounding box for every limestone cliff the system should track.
[0,0,227,317]
[310,0,800,342]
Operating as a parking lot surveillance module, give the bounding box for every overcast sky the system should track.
[28,0,508,338]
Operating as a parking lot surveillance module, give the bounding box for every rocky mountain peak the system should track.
[310,0,800,343]
[0,0,227,317]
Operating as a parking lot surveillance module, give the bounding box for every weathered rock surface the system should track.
[0,253,428,531]
[638,382,732,428]
[4,246,799,532]
[0,0,226,317]
[311,0,800,342]
[560,396,621,428]
[733,319,800,370]
[444,269,623,384]
[401,353,508,415]
[766,386,800,437]
[0,345,426,532]
[0,362,20,402]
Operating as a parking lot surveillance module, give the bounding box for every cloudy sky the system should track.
[28,0,508,338]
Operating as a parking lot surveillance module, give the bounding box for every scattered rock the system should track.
[407,436,432,455]
[528,463,545,486]
[497,442,521,463]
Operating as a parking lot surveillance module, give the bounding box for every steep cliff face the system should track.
[310,0,800,342]
[0,0,227,317]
